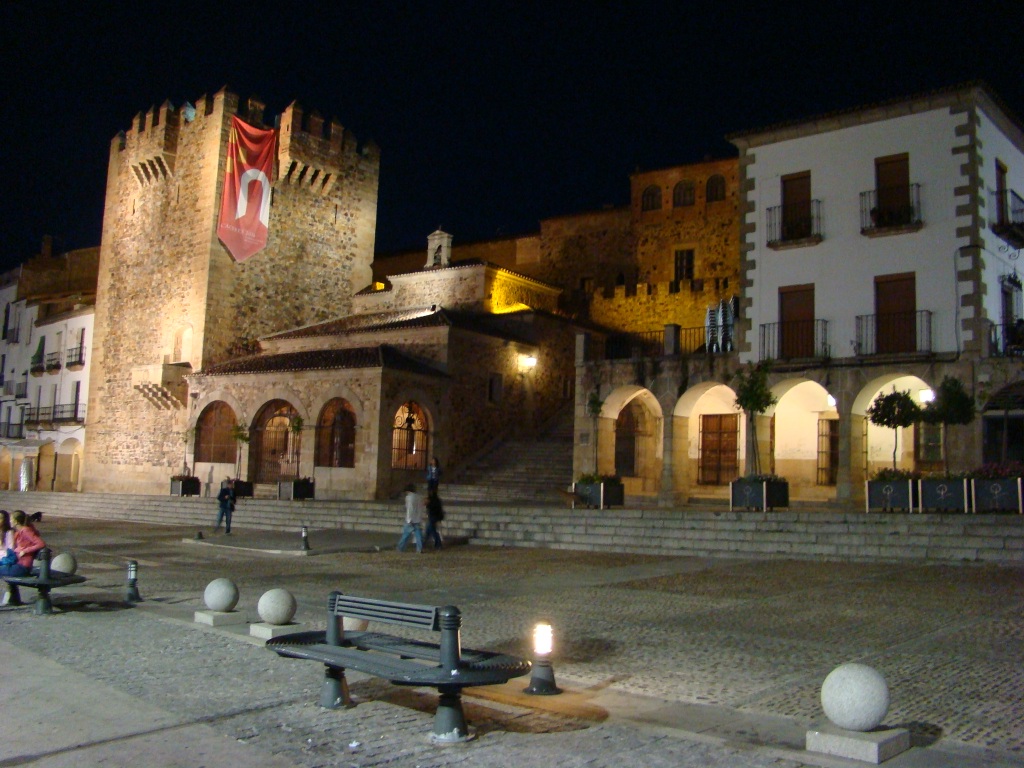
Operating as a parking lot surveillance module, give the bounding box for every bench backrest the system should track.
[328,592,439,632]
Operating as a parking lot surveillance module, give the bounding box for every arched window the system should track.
[641,185,662,212]
[706,174,726,202]
[315,398,356,468]
[194,401,237,464]
[673,180,695,207]
[392,401,429,470]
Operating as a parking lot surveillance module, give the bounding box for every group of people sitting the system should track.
[0,509,46,605]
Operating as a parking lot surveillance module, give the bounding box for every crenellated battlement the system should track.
[277,101,380,197]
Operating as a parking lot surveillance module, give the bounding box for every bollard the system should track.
[195,530,204,540]
[33,547,54,615]
[300,525,310,552]
[125,560,142,603]
[524,622,561,695]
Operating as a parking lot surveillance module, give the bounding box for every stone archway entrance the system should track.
[249,400,300,483]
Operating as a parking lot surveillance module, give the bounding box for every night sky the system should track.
[2,1,1023,272]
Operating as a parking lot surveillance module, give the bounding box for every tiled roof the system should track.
[191,345,445,378]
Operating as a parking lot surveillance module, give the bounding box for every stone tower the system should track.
[83,89,379,493]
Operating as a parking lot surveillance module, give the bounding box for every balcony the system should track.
[989,320,1024,357]
[0,422,25,439]
[759,320,830,361]
[65,345,86,369]
[596,324,733,361]
[45,351,62,374]
[604,330,665,359]
[860,185,922,236]
[992,188,1024,249]
[855,310,933,356]
[766,200,823,249]
[24,402,86,425]
[15,382,28,399]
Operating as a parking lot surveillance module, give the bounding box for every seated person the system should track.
[0,510,45,577]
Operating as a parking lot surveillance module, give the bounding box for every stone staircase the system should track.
[443,407,575,504]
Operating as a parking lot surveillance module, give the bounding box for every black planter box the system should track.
[170,477,201,497]
[730,479,789,511]
[919,478,969,513]
[865,480,917,512]
[233,480,254,499]
[279,478,315,501]
[971,477,1022,514]
[572,481,624,509]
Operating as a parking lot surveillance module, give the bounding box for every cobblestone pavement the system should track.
[2,517,1022,767]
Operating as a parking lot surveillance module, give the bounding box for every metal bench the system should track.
[267,591,531,742]
[3,548,86,615]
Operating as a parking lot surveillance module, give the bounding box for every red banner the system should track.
[217,116,276,262]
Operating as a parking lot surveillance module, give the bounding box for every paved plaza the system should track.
[1,516,1022,767]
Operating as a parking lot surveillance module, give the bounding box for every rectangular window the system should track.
[996,160,1009,225]
[488,373,503,404]
[915,422,943,469]
[674,249,695,282]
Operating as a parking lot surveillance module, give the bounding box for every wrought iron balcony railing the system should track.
[0,421,25,439]
[45,351,62,371]
[859,184,922,233]
[66,345,86,367]
[855,310,933,355]
[23,402,86,424]
[759,319,830,361]
[604,330,665,359]
[992,188,1024,249]
[766,200,823,247]
[989,320,1024,357]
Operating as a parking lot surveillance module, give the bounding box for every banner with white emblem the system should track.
[217,115,276,262]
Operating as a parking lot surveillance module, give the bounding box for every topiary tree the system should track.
[732,361,777,477]
[867,388,921,471]
[921,376,976,474]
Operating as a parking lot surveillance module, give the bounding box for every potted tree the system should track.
[865,388,920,511]
[230,422,254,498]
[170,428,199,496]
[919,376,975,513]
[572,473,624,508]
[729,361,788,510]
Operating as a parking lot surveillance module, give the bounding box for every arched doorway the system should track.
[602,387,662,496]
[391,401,429,471]
[250,400,300,483]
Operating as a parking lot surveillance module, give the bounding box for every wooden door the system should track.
[699,413,738,485]
[779,284,815,358]
[875,273,916,353]
[782,172,812,240]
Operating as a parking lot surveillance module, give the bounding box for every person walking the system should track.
[215,478,235,534]
[396,484,424,553]
[426,457,441,494]
[424,489,444,550]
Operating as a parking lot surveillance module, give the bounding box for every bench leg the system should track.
[320,665,352,709]
[430,685,472,744]
[7,584,22,607]
[33,586,54,616]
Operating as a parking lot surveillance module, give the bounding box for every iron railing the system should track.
[989,320,1024,357]
[45,351,62,370]
[604,331,665,360]
[15,382,27,399]
[855,310,932,355]
[859,184,922,232]
[0,422,24,439]
[66,345,86,366]
[766,200,823,246]
[24,402,85,423]
[759,319,829,360]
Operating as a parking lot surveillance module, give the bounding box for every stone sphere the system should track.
[257,588,297,625]
[51,552,78,575]
[821,663,890,731]
[203,578,239,612]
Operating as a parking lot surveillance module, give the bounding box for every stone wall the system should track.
[84,90,380,494]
